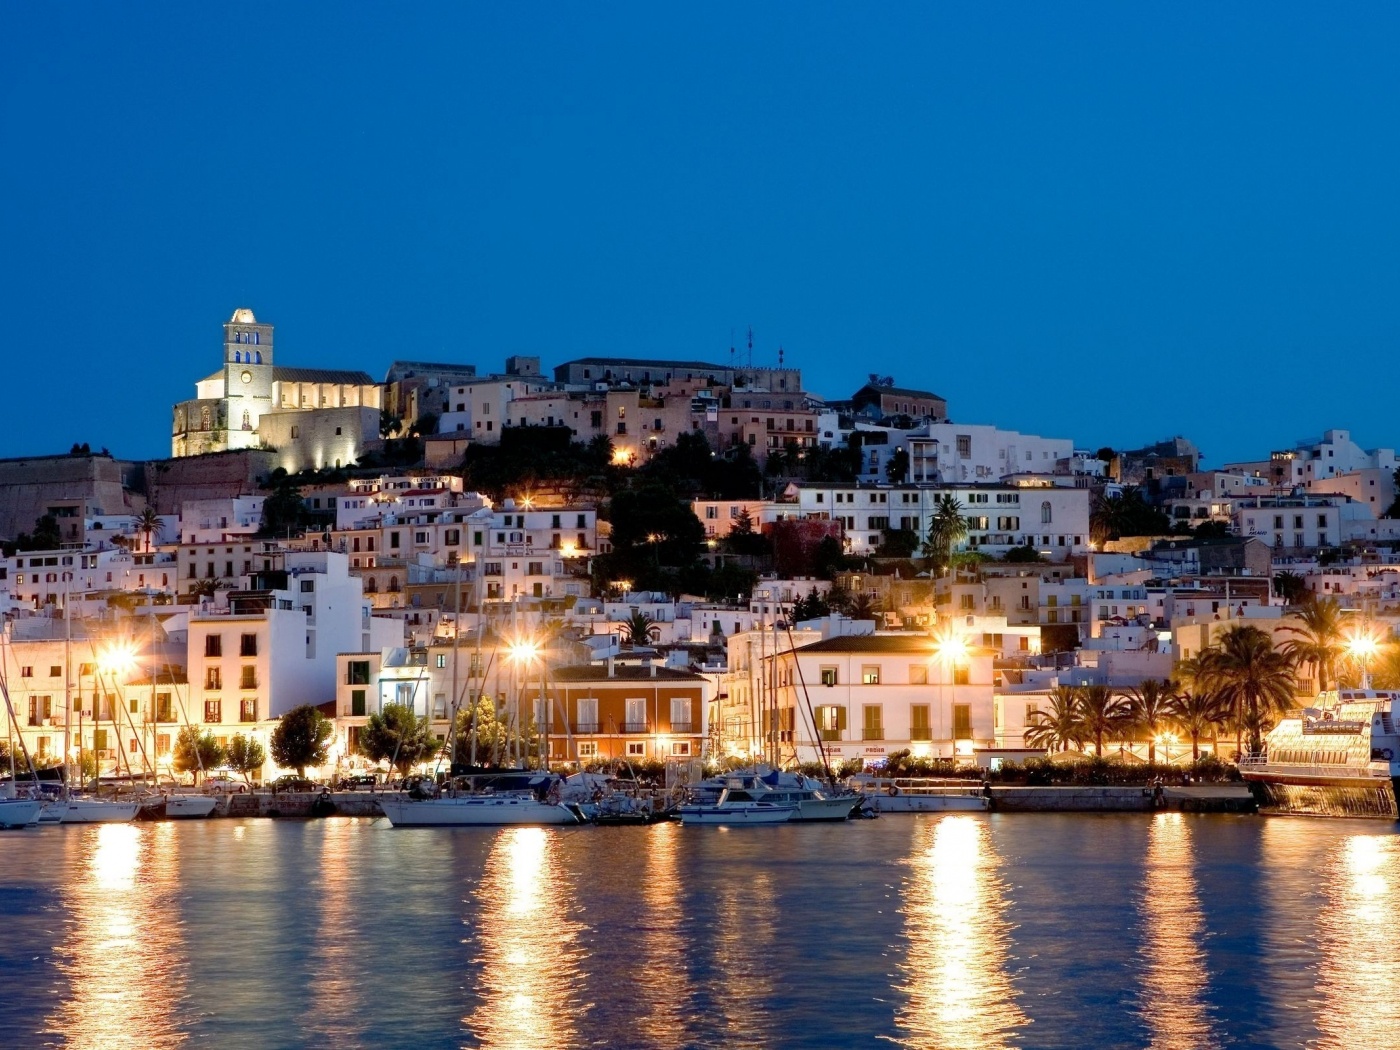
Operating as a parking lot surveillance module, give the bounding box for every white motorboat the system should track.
[163,794,219,819]
[679,780,797,825]
[379,794,583,827]
[848,775,990,813]
[0,798,41,828]
[1240,689,1400,818]
[54,797,141,824]
[690,770,861,822]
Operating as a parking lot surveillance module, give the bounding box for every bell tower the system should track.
[222,307,275,449]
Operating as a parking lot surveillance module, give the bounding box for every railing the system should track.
[1238,756,1387,780]
[863,729,884,741]
[574,722,600,734]
[623,721,650,734]
[910,728,932,741]
[670,721,693,734]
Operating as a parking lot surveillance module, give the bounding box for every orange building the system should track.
[542,665,710,765]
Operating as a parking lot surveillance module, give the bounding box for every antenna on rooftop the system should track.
[778,346,784,369]
[747,326,754,368]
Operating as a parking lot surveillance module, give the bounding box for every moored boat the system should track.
[1239,689,1400,818]
[53,797,141,824]
[379,794,583,827]
[0,797,41,828]
[679,779,796,825]
[847,775,990,813]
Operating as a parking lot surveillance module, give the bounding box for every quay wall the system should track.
[989,785,1255,813]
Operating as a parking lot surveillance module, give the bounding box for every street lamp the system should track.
[1346,630,1381,690]
[931,625,971,764]
[505,635,543,768]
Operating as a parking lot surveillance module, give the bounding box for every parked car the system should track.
[203,775,248,794]
[336,773,380,790]
[271,775,319,793]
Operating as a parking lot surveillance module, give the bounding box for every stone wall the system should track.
[0,453,136,541]
[143,450,278,515]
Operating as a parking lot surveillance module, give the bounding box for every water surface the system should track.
[1,813,1396,1049]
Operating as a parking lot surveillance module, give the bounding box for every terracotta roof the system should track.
[551,664,707,682]
[794,635,948,654]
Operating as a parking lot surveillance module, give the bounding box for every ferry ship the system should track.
[1239,689,1400,818]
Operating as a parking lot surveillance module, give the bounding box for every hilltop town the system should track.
[3,306,1397,784]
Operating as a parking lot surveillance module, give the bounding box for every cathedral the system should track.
[172,309,383,470]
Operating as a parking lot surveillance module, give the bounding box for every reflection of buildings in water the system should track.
[894,815,1024,1050]
[301,819,369,1045]
[1314,834,1400,1050]
[708,852,778,1047]
[464,828,587,1050]
[1137,813,1218,1050]
[49,823,188,1050]
[635,823,687,1049]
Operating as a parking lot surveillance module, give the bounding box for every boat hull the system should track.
[793,795,865,821]
[164,795,219,819]
[0,799,41,828]
[679,804,795,825]
[56,799,141,824]
[379,796,582,827]
[1245,775,1399,819]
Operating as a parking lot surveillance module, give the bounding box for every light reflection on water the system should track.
[3,815,1400,1049]
[893,815,1024,1050]
[1137,813,1218,1050]
[1315,834,1400,1050]
[462,827,589,1050]
[47,823,187,1050]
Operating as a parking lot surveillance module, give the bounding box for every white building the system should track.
[906,424,1075,485]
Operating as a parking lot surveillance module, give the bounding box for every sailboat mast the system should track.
[63,571,72,798]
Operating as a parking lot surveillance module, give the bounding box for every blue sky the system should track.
[3,4,1399,465]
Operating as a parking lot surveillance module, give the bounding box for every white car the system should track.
[203,775,248,794]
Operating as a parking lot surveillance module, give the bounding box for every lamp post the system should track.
[1346,631,1380,691]
[931,625,969,764]
[506,636,542,768]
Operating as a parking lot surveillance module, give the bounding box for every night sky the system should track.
[4,4,1399,465]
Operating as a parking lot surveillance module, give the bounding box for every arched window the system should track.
[388,575,400,593]
[1041,501,1052,524]
[254,351,262,364]
[365,577,378,593]
[253,332,259,345]
[233,350,241,363]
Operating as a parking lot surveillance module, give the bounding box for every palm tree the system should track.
[1023,684,1084,753]
[136,506,161,553]
[1369,643,1400,691]
[1202,624,1297,756]
[1078,684,1131,757]
[1278,596,1344,693]
[1168,687,1226,763]
[1123,679,1175,764]
[921,494,967,575]
[621,611,660,648]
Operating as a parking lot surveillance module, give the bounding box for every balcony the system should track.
[622,721,650,734]
[574,722,600,734]
[862,729,884,741]
[910,728,932,741]
[670,721,693,734]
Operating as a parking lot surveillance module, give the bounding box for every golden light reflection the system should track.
[635,823,686,1047]
[1314,834,1400,1050]
[300,820,367,1045]
[464,828,587,1049]
[49,824,187,1050]
[709,854,777,1046]
[894,815,1024,1050]
[1137,813,1218,1050]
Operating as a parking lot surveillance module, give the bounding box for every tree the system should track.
[269,704,334,776]
[621,611,660,647]
[1023,685,1084,753]
[133,506,162,552]
[172,727,226,777]
[1272,571,1307,605]
[1200,625,1297,756]
[875,528,920,559]
[379,410,403,439]
[452,695,511,768]
[1002,545,1046,563]
[226,734,266,785]
[885,448,910,484]
[1278,596,1344,693]
[921,494,967,575]
[1090,487,1170,544]
[1168,678,1226,763]
[358,703,439,775]
[1123,679,1175,764]
[790,587,832,622]
[1078,684,1130,757]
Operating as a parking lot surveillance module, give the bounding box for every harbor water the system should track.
[1,813,1397,1049]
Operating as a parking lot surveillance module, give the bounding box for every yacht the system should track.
[0,797,41,829]
[690,770,861,822]
[847,775,990,813]
[379,772,585,827]
[1240,689,1400,818]
[140,793,219,820]
[679,778,797,825]
[53,797,142,823]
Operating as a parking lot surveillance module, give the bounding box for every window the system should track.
[348,660,371,685]
[240,633,257,657]
[576,697,599,733]
[240,699,256,722]
[240,666,257,690]
[861,665,881,685]
[205,667,222,690]
[205,700,222,724]
[956,435,971,458]
[1041,501,1052,524]
[578,741,598,758]
[862,704,884,741]
[625,697,647,732]
[351,689,366,717]
[49,665,61,678]
[157,693,175,722]
[953,665,969,686]
[626,741,646,756]
[910,704,931,740]
[301,578,315,592]
[20,666,32,678]
[670,741,692,757]
[815,705,847,740]
[670,697,692,733]
[909,664,928,685]
[205,635,222,658]
[953,703,972,740]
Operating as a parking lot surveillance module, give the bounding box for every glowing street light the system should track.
[98,643,138,678]
[506,637,541,666]
[1346,630,1382,689]
[929,624,972,763]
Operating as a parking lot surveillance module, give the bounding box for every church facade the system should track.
[172,309,384,470]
